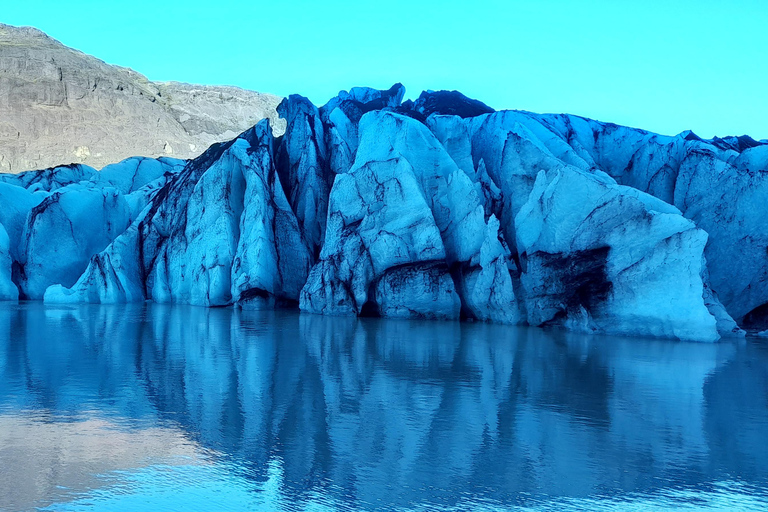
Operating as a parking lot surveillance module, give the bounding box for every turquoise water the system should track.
[1,303,767,511]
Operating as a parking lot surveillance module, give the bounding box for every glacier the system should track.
[0,223,15,301]
[2,84,766,341]
[5,157,184,300]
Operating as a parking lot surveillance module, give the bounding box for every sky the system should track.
[3,0,767,139]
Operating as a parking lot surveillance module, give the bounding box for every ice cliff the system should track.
[2,83,765,341]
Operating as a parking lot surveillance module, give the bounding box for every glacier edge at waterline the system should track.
[2,84,766,342]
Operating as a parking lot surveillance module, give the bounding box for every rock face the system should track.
[0,23,284,173]
[2,81,765,342]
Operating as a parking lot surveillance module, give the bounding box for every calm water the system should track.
[1,303,768,511]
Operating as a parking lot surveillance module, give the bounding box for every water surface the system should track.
[1,302,767,511]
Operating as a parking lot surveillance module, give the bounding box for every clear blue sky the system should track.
[4,0,767,139]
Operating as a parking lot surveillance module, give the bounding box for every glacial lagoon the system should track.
[1,302,768,511]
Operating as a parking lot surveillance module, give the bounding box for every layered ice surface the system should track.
[2,84,765,341]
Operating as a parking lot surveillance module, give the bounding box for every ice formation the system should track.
[2,84,764,341]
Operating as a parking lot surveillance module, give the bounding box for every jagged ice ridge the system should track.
[2,84,766,342]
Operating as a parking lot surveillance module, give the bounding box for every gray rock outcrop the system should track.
[0,23,284,173]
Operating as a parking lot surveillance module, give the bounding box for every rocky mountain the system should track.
[1,82,766,342]
[0,23,284,173]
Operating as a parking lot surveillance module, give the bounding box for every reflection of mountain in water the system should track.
[1,303,767,510]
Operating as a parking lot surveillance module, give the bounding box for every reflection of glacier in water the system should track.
[1,303,768,511]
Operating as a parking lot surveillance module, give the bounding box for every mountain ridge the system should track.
[0,23,284,173]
